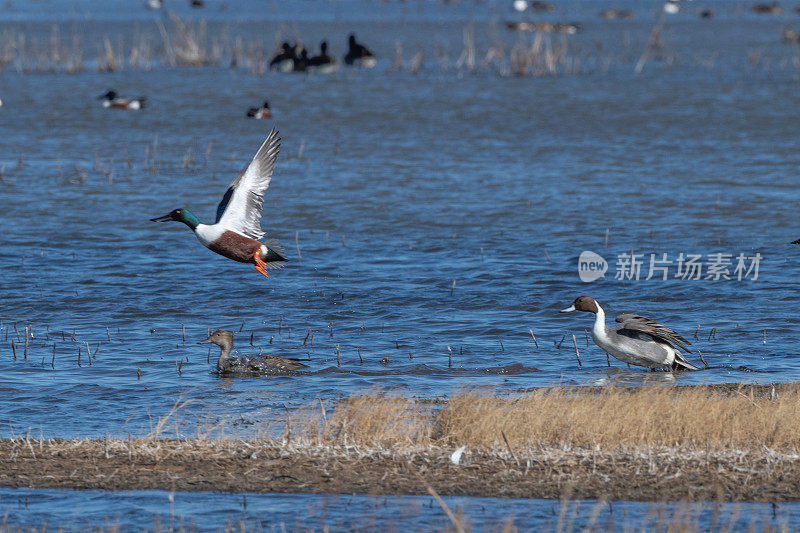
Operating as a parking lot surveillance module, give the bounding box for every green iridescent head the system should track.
[150,207,200,229]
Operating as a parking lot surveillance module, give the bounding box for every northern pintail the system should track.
[99,90,146,110]
[199,330,308,374]
[150,129,287,278]
[344,34,376,68]
[561,296,700,371]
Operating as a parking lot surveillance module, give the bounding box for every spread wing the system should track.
[615,313,692,353]
[215,129,280,240]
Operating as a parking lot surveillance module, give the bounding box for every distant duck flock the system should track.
[269,34,374,74]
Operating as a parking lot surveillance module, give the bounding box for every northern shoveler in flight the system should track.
[246,101,272,119]
[151,129,288,278]
[99,90,146,110]
[199,329,309,374]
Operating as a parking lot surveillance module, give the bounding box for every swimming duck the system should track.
[752,2,782,14]
[269,42,297,72]
[560,296,700,371]
[293,48,309,72]
[199,330,308,374]
[150,129,287,278]
[344,34,376,68]
[99,90,146,110]
[246,101,272,119]
[308,41,337,74]
[530,0,555,12]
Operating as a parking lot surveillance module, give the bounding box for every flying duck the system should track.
[150,129,288,278]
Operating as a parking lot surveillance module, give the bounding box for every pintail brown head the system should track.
[560,296,599,314]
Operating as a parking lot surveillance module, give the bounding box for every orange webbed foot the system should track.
[253,251,269,278]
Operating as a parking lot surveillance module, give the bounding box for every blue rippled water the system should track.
[2,0,800,528]
[2,487,800,532]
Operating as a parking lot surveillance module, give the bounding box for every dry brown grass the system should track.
[436,384,800,450]
[298,393,432,447]
[292,384,800,452]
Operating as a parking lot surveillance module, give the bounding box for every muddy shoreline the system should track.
[1,439,799,502]
[5,384,800,502]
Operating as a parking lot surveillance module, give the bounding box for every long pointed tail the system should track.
[672,352,701,371]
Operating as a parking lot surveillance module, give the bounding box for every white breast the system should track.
[194,224,225,248]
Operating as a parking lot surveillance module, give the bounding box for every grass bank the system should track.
[3,383,800,501]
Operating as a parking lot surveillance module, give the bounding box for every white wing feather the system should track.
[216,129,280,240]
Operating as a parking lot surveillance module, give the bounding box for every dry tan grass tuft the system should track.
[298,393,433,447]
[435,385,800,450]
[284,384,800,452]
